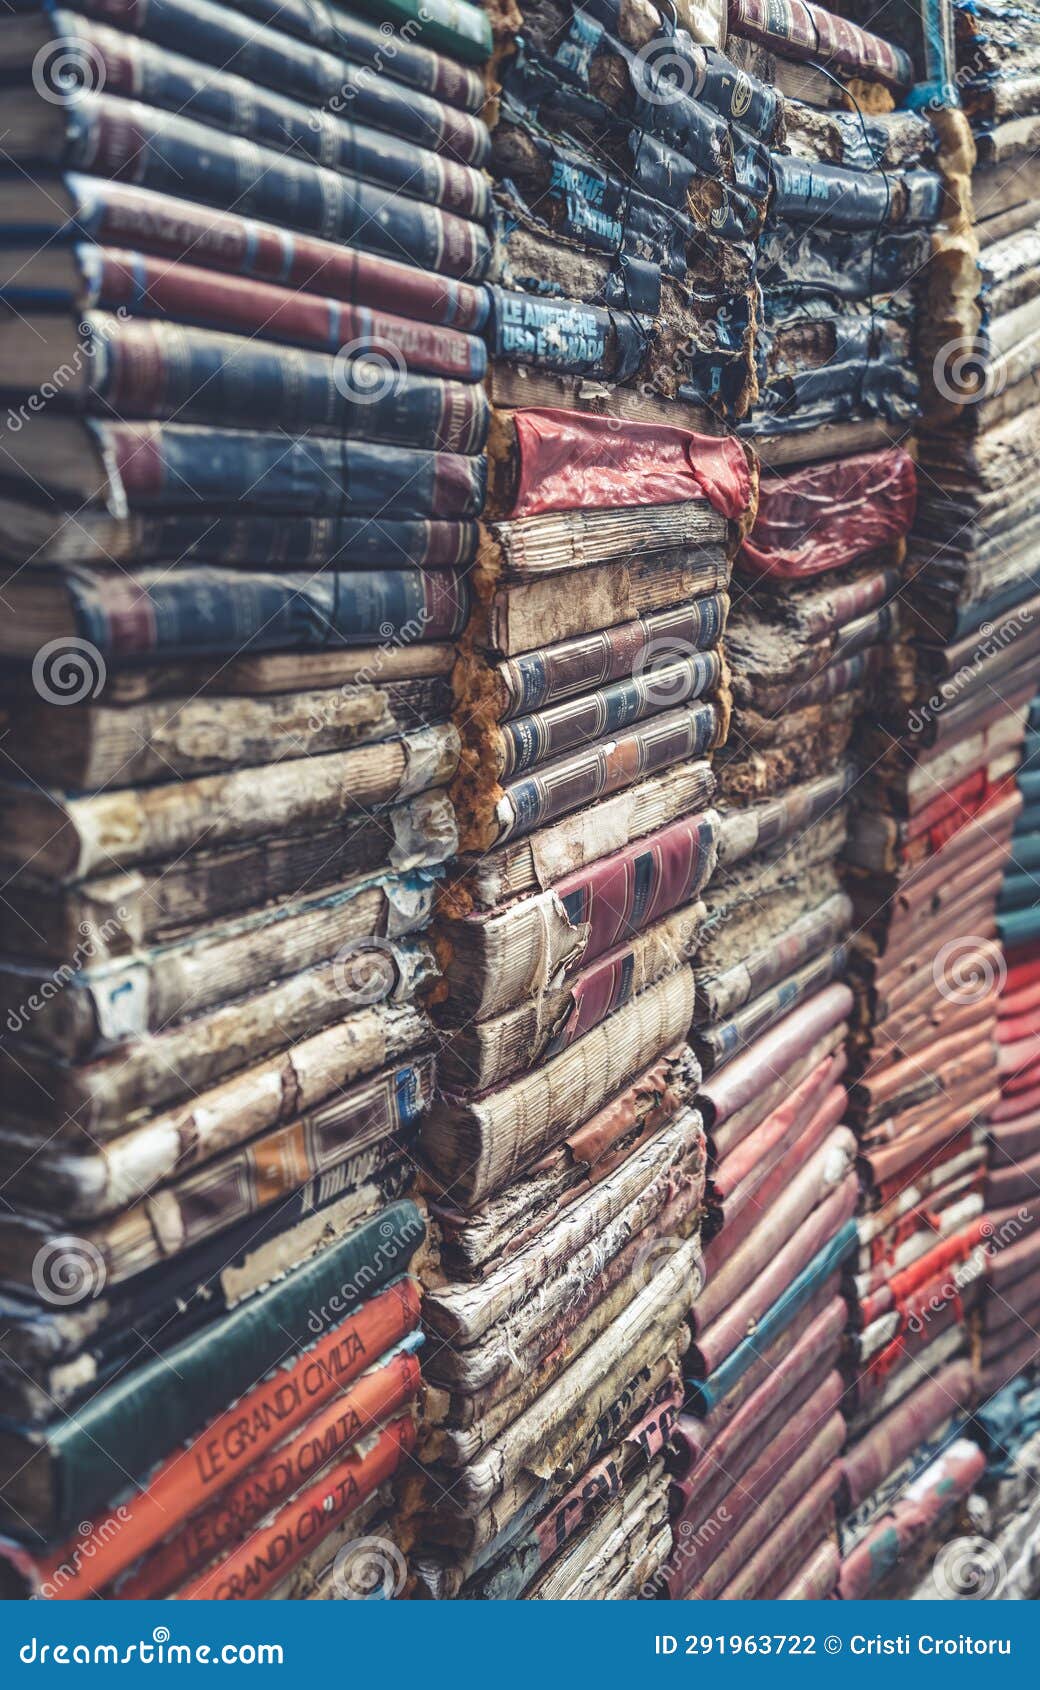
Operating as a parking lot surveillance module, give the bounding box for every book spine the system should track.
[65,179,490,330]
[88,317,489,452]
[63,96,490,280]
[119,512,478,570]
[75,248,487,381]
[68,566,469,660]
[91,421,486,518]
[64,15,489,202]
[557,813,719,960]
[77,0,489,121]
[177,1416,417,1599]
[488,288,624,378]
[497,596,728,717]
[115,1347,423,1598]
[32,1276,421,1595]
[498,652,722,779]
[496,703,721,845]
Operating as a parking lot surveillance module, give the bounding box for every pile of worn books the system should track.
[395,0,759,1600]
[658,0,934,1601]
[832,0,1040,1596]
[403,412,749,1598]
[731,0,933,467]
[0,0,491,1601]
[984,684,1040,1397]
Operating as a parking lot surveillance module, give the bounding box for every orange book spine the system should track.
[116,1350,421,1598]
[176,1416,416,1600]
[31,1279,420,1599]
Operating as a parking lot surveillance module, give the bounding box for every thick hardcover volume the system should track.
[48,11,490,182]
[77,316,489,451]
[40,95,490,279]
[73,422,487,517]
[22,179,488,331]
[65,0,487,114]
[177,1415,417,1600]
[728,0,913,90]
[3,1278,420,1594]
[495,702,723,845]
[497,652,723,779]
[261,0,494,66]
[36,14,489,212]
[0,1202,425,1539]
[55,567,469,660]
[28,247,487,382]
[495,597,729,719]
[116,1347,422,1598]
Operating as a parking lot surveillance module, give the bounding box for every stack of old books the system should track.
[981,687,1040,1398]
[655,0,930,1603]
[0,0,492,1600]
[404,408,751,1599]
[729,0,933,470]
[483,0,777,433]
[829,0,1040,1597]
[395,0,761,1601]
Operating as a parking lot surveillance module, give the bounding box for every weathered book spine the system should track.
[694,944,850,1069]
[496,653,723,779]
[494,597,729,718]
[769,155,942,230]
[114,1345,423,1598]
[47,15,489,206]
[4,1252,423,1564]
[81,316,489,452]
[493,702,723,846]
[177,1414,416,1599]
[484,553,731,657]
[82,421,487,517]
[76,0,488,112]
[55,95,490,280]
[32,510,478,570]
[54,247,488,381]
[728,0,913,90]
[62,566,469,659]
[57,178,490,329]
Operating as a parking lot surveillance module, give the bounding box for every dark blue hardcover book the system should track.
[52,314,490,453]
[35,565,470,659]
[13,0,488,129]
[27,418,487,517]
[20,93,491,280]
[27,10,489,216]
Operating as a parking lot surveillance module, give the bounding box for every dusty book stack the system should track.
[982,686,1040,1398]
[395,0,766,1597]
[0,0,493,1601]
[658,0,930,1604]
[823,0,1038,1601]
